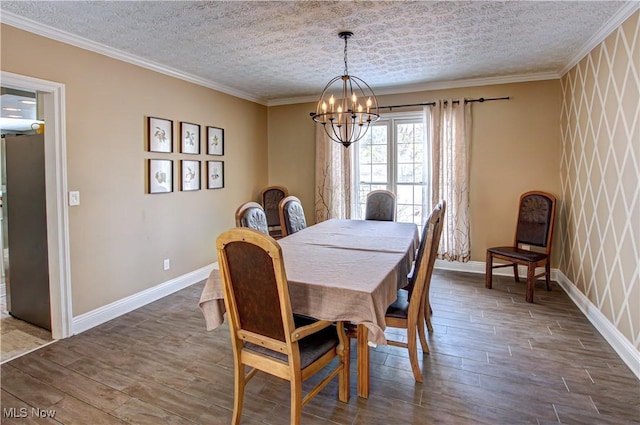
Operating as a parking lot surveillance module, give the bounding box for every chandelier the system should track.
[311,31,380,148]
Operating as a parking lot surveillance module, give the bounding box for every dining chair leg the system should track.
[513,263,520,282]
[526,264,535,303]
[417,303,429,353]
[545,261,552,291]
[407,325,423,383]
[424,298,434,333]
[485,251,493,289]
[290,377,303,425]
[337,336,350,403]
[231,365,245,425]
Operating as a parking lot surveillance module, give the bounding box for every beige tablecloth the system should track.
[199,219,419,344]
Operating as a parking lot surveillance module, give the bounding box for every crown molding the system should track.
[559,1,640,77]
[267,72,560,106]
[0,11,268,106]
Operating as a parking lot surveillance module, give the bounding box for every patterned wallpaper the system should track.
[559,11,639,351]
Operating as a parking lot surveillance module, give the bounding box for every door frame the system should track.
[2,71,72,339]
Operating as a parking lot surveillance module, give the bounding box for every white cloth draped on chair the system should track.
[428,99,472,262]
[314,125,353,222]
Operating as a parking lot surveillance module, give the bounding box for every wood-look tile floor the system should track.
[1,270,638,424]
[1,282,54,363]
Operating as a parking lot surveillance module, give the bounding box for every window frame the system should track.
[352,111,430,223]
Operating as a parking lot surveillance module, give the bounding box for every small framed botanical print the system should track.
[180,122,200,154]
[207,160,224,189]
[149,159,173,193]
[207,126,224,156]
[181,160,201,191]
[148,117,173,153]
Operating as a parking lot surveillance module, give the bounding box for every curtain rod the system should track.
[378,96,510,110]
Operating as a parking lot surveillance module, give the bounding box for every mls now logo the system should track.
[3,407,56,418]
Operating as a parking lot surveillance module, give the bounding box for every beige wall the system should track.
[1,25,268,316]
[268,80,562,264]
[559,11,639,350]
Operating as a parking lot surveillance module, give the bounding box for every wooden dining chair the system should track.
[364,189,396,221]
[485,191,556,303]
[261,186,288,238]
[216,228,350,425]
[234,201,269,235]
[279,195,307,237]
[385,200,445,383]
[404,200,447,333]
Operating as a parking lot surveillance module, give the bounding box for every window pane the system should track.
[396,185,413,204]
[359,164,372,182]
[371,145,387,164]
[371,164,387,182]
[397,163,414,183]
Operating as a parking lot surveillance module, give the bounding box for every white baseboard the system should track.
[71,263,215,335]
[435,260,640,380]
[554,270,640,380]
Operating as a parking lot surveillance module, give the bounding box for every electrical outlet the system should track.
[521,244,531,251]
[69,191,80,206]
[163,258,170,270]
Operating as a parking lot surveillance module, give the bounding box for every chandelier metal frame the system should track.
[311,31,380,148]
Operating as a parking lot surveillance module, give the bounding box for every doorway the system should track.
[0,87,54,361]
[0,71,72,351]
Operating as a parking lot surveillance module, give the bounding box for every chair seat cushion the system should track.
[245,315,339,369]
[487,246,548,262]
[386,289,410,320]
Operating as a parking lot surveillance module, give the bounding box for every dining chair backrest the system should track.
[261,186,289,228]
[365,190,396,221]
[279,195,307,237]
[235,201,269,235]
[410,200,446,318]
[514,191,556,255]
[216,227,350,424]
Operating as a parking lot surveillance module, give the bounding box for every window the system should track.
[353,113,429,229]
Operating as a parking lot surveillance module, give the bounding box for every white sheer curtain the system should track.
[429,99,472,262]
[314,125,353,222]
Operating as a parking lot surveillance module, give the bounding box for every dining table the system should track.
[199,218,419,398]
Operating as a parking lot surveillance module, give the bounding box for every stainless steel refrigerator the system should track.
[3,133,51,330]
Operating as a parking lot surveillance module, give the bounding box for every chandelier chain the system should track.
[343,36,349,76]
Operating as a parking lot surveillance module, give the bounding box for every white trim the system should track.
[0,12,267,106]
[559,1,640,77]
[555,271,640,380]
[71,263,215,335]
[435,260,640,380]
[1,71,72,340]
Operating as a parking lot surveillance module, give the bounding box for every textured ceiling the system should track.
[0,1,634,104]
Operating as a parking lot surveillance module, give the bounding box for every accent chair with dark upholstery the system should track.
[364,189,396,221]
[216,228,350,425]
[235,202,269,235]
[385,200,445,382]
[485,191,557,303]
[278,195,307,237]
[260,186,288,238]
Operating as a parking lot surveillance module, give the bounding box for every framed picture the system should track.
[207,126,224,156]
[149,159,173,193]
[148,117,173,153]
[181,160,201,191]
[180,122,200,154]
[207,160,224,189]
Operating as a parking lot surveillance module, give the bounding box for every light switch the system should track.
[69,191,80,206]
